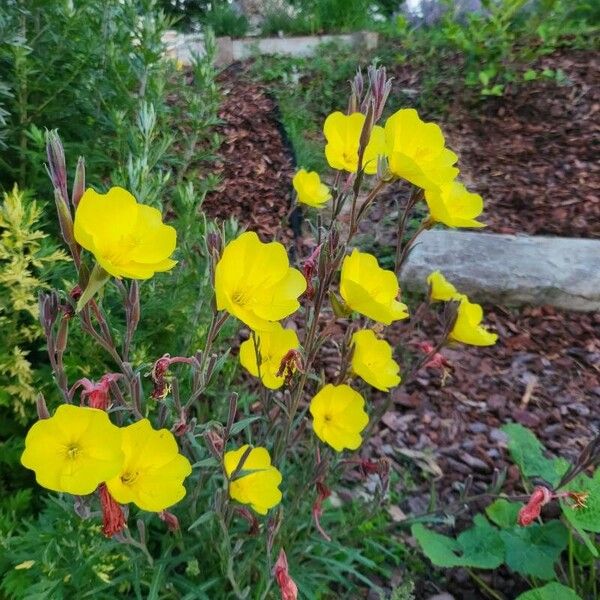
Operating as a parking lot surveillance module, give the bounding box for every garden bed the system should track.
[197,55,600,597]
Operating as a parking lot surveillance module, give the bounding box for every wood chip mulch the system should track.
[203,65,295,240]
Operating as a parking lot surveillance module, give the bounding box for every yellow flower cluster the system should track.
[21,405,191,512]
[428,271,498,346]
[291,107,485,230]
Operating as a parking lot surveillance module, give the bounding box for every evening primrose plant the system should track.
[14,65,520,598]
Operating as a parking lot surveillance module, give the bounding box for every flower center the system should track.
[323,414,332,423]
[121,471,139,486]
[232,289,250,307]
[66,444,81,460]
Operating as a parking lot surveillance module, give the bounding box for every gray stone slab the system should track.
[400,230,600,311]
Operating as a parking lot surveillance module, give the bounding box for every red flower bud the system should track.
[99,484,126,537]
[273,549,298,600]
[302,244,322,301]
[76,373,121,410]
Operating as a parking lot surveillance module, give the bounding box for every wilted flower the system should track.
[425,182,485,228]
[518,486,552,526]
[292,169,331,208]
[215,232,306,331]
[106,419,192,512]
[309,384,369,452]
[384,108,458,191]
[340,249,408,325]
[427,270,461,302]
[21,405,123,495]
[73,186,177,279]
[224,445,282,515]
[452,297,498,346]
[239,323,300,389]
[273,549,298,600]
[351,329,401,392]
[323,112,385,174]
[74,373,121,410]
[98,483,126,537]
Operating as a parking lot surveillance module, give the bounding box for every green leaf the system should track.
[515,582,582,600]
[560,469,600,534]
[486,499,522,528]
[523,69,537,81]
[500,520,568,580]
[501,423,568,486]
[412,515,504,569]
[229,416,262,436]
[188,510,215,531]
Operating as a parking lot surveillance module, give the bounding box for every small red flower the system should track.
[99,484,126,537]
[273,549,298,600]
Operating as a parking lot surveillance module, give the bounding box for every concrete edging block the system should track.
[400,230,600,311]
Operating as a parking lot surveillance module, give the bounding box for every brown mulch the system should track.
[203,65,295,240]
[389,48,600,238]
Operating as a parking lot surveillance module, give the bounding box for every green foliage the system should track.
[485,498,522,528]
[561,469,600,534]
[203,3,249,38]
[500,521,568,580]
[0,185,69,419]
[502,423,569,487]
[516,582,583,600]
[411,515,504,569]
[0,0,176,193]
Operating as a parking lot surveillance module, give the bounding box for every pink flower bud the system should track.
[273,549,298,600]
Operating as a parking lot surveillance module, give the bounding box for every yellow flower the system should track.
[239,323,300,389]
[351,329,401,392]
[21,405,123,495]
[310,384,369,452]
[340,249,408,325]
[106,419,192,512]
[425,182,485,228]
[215,231,306,331]
[451,297,498,346]
[427,271,497,346]
[224,445,282,515]
[293,169,331,208]
[74,187,177,279]
[323,111,385,175]
[384,108,458,190]
[427,270,461,302]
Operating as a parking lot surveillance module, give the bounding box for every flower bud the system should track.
[71,156,85,208]
[36,393,50,419]
[46,129,69,206]
[312,481,332,541]
[159,510,180,533]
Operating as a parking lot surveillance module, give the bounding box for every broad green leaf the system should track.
[412,515,504,569]
[486,499,522,528]
[515,582,582,600]
[500,520,568,580]
[411,524,462,568]
[229,416,262,436]
[501,423,568,486]
[560,469,600,534]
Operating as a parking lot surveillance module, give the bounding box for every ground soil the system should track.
[199,49,600,598]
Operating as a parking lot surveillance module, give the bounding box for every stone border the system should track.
[163,30,378,67]
[400,230,600,311]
